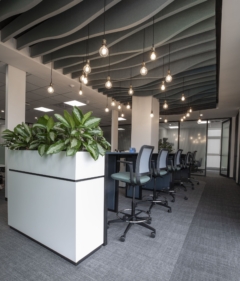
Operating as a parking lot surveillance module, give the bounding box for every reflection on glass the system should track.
[159,122,178,153]
[180,120,207,175]
[220,120,230,175]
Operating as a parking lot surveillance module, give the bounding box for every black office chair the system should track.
[146,149,172,215]
[108,145,156,242]
[181,151,195,190]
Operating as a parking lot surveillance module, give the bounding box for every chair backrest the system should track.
[192,151,197,161]
[174,149,183,167]
[157,149,169,171]
[185,152,192,165]
[135,145,154,176]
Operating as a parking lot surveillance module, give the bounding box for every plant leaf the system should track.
[84,117,100,128]
[38,144,48,156]
[37,116,48,126]
[64,110,75,129]
[86,144,98,160]
[33,123,46,130]
[49,131,56,142]
[29,142,40,150]
[46,117,55,132]
[66,147,78,156]
[22,123,32,137]
[72,107,82,125]
[82,111,92,124]
[97,143,105,156]
[82,133,93,140]
[15,126,28,138]
[46,140,65,155]
[54,114,71,128]
[70,138,78,148]
[43,114,49,120]
[53,126,66,133]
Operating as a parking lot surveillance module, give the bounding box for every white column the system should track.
[230,116,235,178]
[5,65,26,198]
[131,96,159,153]
[111,109,118,152]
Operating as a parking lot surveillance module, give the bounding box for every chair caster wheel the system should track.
[168,209,172,213]
[150,232,156,238]
[120,236,125,242]
[197,182,199,185]
[184,196,188,200]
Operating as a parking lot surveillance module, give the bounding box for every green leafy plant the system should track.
[158,138,174,153]
[0,107,110,160]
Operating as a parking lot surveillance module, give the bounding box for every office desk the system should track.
[105,152,173,213]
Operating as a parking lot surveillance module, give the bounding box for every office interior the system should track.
[1,0,240,280]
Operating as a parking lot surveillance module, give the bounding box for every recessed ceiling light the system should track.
[34,107,54,112]
[169,126,179,129]
[64,100,86,107]
[118,128,125,130]
[118,117,126,121]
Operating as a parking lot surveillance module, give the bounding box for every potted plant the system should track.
[1,107,110,264]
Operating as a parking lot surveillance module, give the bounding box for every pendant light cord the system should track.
[162,56,164,78]
[143,29,145,62]
[108,50,110,76]
[86,24,89,59]
[50,61,53,84]
[103,0,106,39]
[168,44,170,70]
[152,16,155,47]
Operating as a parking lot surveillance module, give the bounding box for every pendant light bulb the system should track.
[121,113,124,117]
[183,116,186,119]
[189,107,192,113]
[83,60,91,74]
[126,103,131,109]
[99,39,109,57]
[105,107,109,112]
[181,118,183,122]
[163,100,168,109]
[128,85,134,95]
[165,70,172,83]
[140,62,148,76]
[186,112,190,117]
[181,94,185,101]
[111,99,115,106]
[105,76,112,89]
[161,81,166,91]
[83,75,88,85]
[118,104,121,110]
[150,47,156,61]
[164,118,168,123]
[79,83,83,95]
[47,83,54,94]
[198,117,202,124]
[150,110,154,118]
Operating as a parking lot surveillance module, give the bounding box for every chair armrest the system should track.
[117,160,134,183]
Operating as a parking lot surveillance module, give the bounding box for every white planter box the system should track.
[7,150,105,264]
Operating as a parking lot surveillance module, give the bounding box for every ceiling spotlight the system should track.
[150,47,156,61]
[181,94,185,101]
[164,118,168,123]
[126,103,131,109]
[189,107,192,113]
[99,39,109,57]
[79,82,83,95]
[165,70,172,83]
[160,81,166,91]
[105,76,112,89]
[111,99,116,106]
[83,59,91,74]
[128,85,134,95]
[150,110,154,118]
[118,104,121,110]
[163,100,168,109]
[140,62,148,76]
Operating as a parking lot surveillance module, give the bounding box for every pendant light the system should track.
[128,68,134,95]
[198,111,202,123]
[183,116,186,119]
[163,100,168,109]
[105,52,112,89]
[150,17,156,61]
[83,25,91,74]
[186,112,190,117]
[126,103,131,109]
[80,71,88,85]
[165,44,172,83]
[140,29,148,75]
[99,0,109,57]
[160,57,166,91]
[189,107,192,113]
[79,81,83,95]
[111,99,116,106]
[118,103,121,110]
[181,77,185,101]
[121,108,124,117]
[150,96,154,118]
[164,118,168,123]
[47,62,54,93]
[180,118,183,122]
[105,96,109,112]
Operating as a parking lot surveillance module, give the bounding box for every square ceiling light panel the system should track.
[118,117,126,121]
[64,100,86,107]
[34,107,54,112]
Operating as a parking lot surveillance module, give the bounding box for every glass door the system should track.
[220,119,231,176]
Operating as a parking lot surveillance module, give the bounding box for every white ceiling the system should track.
[0,0,240,125]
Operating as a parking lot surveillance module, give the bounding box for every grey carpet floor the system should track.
[0,173,239,281]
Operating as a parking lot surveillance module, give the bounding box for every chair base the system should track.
[108,208,156,242]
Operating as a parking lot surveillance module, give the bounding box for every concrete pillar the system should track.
[5,65,26,198]
[111,109,118,152]
[131,96,159,153]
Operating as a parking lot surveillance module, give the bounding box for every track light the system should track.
[83,59,91,74]
[105,76,112,89]
[160,81,166,91]
[128,85,134,95]
[140,62,148,76]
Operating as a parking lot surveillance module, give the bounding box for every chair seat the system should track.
[111,172,150,184]
[160,170,168,176]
